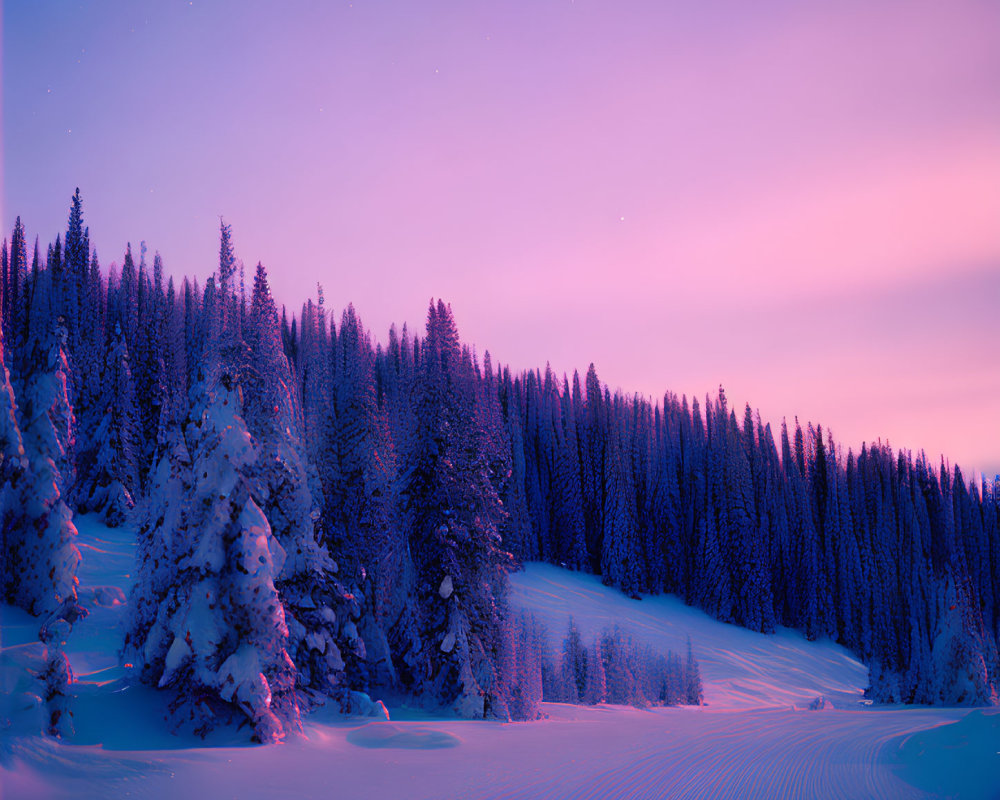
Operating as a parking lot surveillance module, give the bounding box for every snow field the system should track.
[2,517,998,799]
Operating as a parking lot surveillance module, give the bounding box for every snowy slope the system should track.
[509,562,869,710]
[2,518,998,800]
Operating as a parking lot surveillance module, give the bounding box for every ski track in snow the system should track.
[483,708,962,800]
[2,705,975,800]
[2,519,997,800]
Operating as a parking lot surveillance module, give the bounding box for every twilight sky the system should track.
[3,0,1000,479]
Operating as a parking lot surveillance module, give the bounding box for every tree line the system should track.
[1,191,996,737]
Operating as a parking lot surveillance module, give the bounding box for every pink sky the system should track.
[4,0,999,477]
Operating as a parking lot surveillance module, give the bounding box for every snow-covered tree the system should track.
[399,300,512,718]
[498,612,544,721]
[38,617,75,736]
[123,412,192,680]
[3,286,81,617]
[927,572,998,705]
[244,263,365,705]
[560,617,588,704]
[0,303,27,604]
[601,626,641,706]
[125,242,299,742]
[685,637,704,706]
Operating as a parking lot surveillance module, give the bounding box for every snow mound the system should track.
[346,723,460,750]
[84,586,126,608]
[893,709,1000,799]
[345,691,390,720]
[0,642,47,736]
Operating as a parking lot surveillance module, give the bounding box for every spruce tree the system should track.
[600,627,638,705]
[685,637,704,705]
[123,412,192,685]
[497,372,534,562]
[243,263,365,705]
[61,188,87,349]
[560,617,588,703]
[76,322,141,524]
[4,217,28,353]
[499,612,544,720]
[399,300,512,718]
[600,407,643,597]
[125,241,298,742]
[928,572,999,705]
[582,639,607,705]
[0,301,27,603]
[554,378,589,570]
[3,275,81,617]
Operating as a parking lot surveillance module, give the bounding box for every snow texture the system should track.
[3,518,998,800]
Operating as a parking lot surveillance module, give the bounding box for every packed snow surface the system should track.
[2,518,998,799]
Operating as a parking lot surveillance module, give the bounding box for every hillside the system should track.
[509,562,870,710]
[3,201,997,729]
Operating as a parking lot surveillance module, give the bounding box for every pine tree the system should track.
[125,241,299,742]
[399,300,512,719]
[685,637,704,705]
[497,371,534,562]
[38,616,76,736]
[123,414,193,685]
[145,362,299,741]
[325,305,398,595]
[521,369,549,560]
[10,199,1000,719]
[500,612,544,720]
[662,651,684,705]
[552,377,588,570]
[163,276,188,414]
[3,297,81,616]
[580,365,606,570]
[560,617,588,703]
[600,627,637,705]
[298,292,335,518]
[4,217,28,353]
[583,639,607,705]
[0,301,28,604]
[61,188,87,350]
[600,407,643,597]
[243,263,365,705]
[76,322,141,524]
[783,419,819,637]
[728,406,773,632]
[118,243,139,356]
[71,245,109,510]
[929,572,999,705]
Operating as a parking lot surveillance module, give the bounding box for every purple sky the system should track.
[4,0,999,479]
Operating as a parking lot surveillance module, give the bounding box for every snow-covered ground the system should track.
[2,517,998,799]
